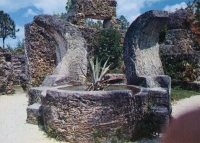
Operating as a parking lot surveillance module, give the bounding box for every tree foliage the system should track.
[92,26,122,69]
[194,0,200,20]
[119,15,130,30]
[14,40,25,55]
[85,18,103,29]
[53,0,71,20]
[65,0,72,13]
[53,13,67,20]
[186,0,200,20]
[0,11,18,48]
[5,40,25,55]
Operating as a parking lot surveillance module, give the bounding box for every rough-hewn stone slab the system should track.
[167,9,190,30]
[25,15,88,86]
[26,103,42,125]
[28,88,44,105]
[67,0,117,25]
[123,10,169,85]
[42,89,135,142]
[160,29,194,55]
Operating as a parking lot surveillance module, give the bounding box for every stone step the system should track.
[26,103,42,125]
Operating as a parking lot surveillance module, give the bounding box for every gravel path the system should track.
[0,88,200,143]
[0,89,65,143]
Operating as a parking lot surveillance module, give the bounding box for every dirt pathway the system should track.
[0,89,65,143]
[172,95,200,118]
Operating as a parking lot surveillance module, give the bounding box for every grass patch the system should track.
[171,86,200,102]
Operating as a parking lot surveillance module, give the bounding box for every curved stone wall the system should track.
[25,15,87,86]
[123,10,169,85]
[27,84,170,142]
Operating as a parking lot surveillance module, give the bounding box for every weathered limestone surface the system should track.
[160,9,200,89]
[25,15,87,86]
[25,20,57,86]
[26,86,63,124]
[28,87,44,105]
[123,10,169,86]
[104,74,126,83]
[160,29,194,55]
[26,103,42,125]
[160,10,194,55]
[0,47,14,94]
[12,55,28,86]
[40,86,170,143]
[167,9,190,30]
[67,0,117,25]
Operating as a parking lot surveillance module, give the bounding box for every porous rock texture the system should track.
[0,47,14,95]
[160,9,200,88]
[26,103,42,125]
[40,86,170,143]
[67,0,117,25]
[167,9,190,30]
[160,9,200,65]
[12,55,28,87]
[160,29,194,55]
[160,9,194,55]
[123,10,169,87]
[25,15,87,87]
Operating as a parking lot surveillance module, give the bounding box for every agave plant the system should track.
[79,57,111,91]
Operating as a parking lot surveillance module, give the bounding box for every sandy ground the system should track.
[172,95,200,118]
[0,87,200,143]
[0,88,65,143]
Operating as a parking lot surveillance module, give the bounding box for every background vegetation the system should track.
[0,11,18,48]
[92,26,123,70]
[5,40,25,55]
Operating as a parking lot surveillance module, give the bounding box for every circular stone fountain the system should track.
[27,84,170,142]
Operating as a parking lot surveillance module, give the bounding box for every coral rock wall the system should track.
[25,15,88,87]
[160,29,194,55]
[160,10,194,55]
[12,55,27,85]
[68,0,117,25]
[0,48,14,94]
[25,22,57,87]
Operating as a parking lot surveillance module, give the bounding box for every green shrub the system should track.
[161,54,199,82]
[92,26,122,70]
[119,15,130,30]
[159,25,167,44]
